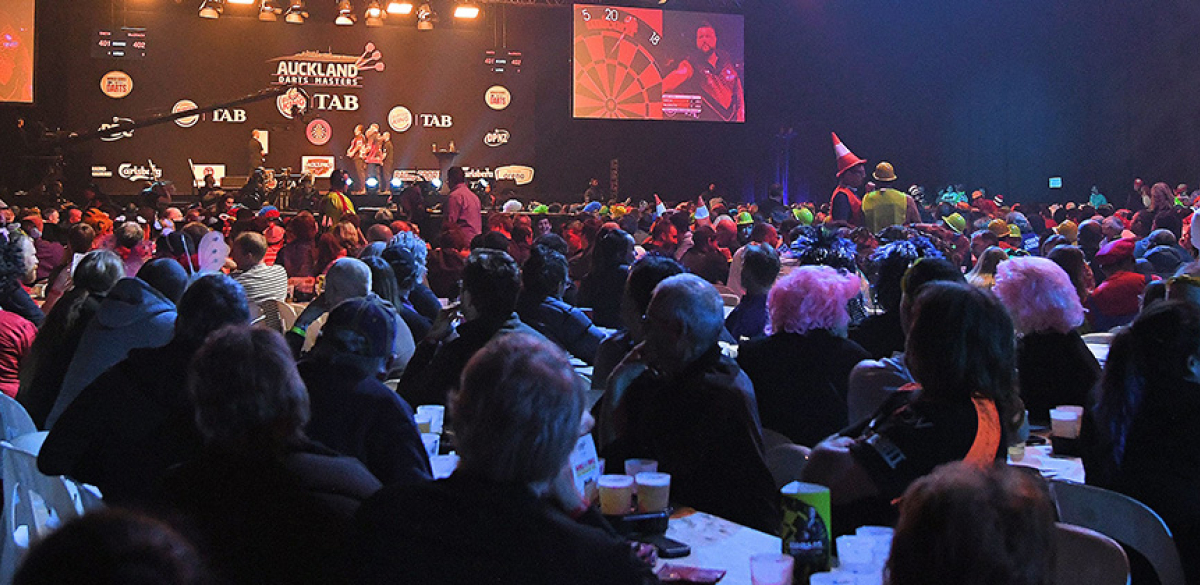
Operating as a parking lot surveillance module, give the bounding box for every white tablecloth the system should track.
[655,511,781,583]
[1008,444,1085,484]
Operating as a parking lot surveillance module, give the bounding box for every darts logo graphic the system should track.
[306,119,332,146]
[270,42,385,88]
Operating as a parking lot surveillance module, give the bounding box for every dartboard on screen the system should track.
[572,4,744,123]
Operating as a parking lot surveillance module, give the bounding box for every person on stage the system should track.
[248,130,266,174]
[380,132,395,194]
[364,127,384,191]
[347,125,367,195]
[829,132,866,226]
[662,21,745,122]
[584,178,603,203]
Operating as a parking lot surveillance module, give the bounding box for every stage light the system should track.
[416,2,436,30]
[335,0,356,25]
[198,0,224,19]
[365,0,385,26]
[228,0,254,4]
[259,0,281,21]
[432,178,442,188]
[391,177,403,189]
[366,177,379,189]
[478,179,488,187]
[284,0,307,23]
[453,3,479,19]
[387,1,412,14]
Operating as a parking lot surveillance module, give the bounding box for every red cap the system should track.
[1095,238,1135,266]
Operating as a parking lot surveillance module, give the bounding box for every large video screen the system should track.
[572,4,743,122]
[0,0,35,104]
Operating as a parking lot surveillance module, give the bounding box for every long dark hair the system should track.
[906,282,1019,422]
[1092,300,1200,470]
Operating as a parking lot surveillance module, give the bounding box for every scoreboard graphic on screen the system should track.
[572,4,744,123]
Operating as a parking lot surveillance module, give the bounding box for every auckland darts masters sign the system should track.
[270,42,385,88]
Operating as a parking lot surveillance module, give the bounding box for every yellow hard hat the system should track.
[873,162,897,182]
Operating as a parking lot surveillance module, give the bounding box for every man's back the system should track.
[446,184,482,239]
[232,263,289,304]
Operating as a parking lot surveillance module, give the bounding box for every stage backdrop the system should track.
[73,7,537,194]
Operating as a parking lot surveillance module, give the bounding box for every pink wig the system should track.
[993,256,1085,335]
[766,265,861,335]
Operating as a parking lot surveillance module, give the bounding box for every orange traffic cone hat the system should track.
[832,132,867,177]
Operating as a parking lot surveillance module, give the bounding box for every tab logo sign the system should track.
[213,108,247,123]
[485,85,511,110]
[100,71,133,98]
[484,128,510,147]
[311,94,359,112]
[173,100,200,128]
[118,163,163,182]
[99,117,135,142]
[495,164,534,185]
[420,114,453,128]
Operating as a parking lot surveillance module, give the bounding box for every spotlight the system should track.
[415,2,437,30]
[391,177,403,189]
[364,0,385,26]
[258,0,281,21]
[335,0,356,25]
[478,179,488,188]
[453,3,479,19]
[284,0,307,23]
[432,178,442,189]
[198,0,224,19]
[365,177,379,189]
[386,1,412,14]
[228,0,254,4]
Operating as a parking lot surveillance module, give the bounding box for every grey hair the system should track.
[650,273,725,356]
[324,257,372,305]
[452,333,583,487]
[389,231,428,280]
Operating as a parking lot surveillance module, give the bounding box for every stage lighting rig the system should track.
[335,0,357,25]
[387,1,413,14]
[416,2,437,30]
[259,0,282,21]
[365,0,385,26]
[284,0,308,23]
[454,2,480,19]
[198,0,224,19]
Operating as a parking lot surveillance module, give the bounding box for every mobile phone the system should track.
[639,534,691,559]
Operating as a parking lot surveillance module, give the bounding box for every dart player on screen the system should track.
[662,21,745,122]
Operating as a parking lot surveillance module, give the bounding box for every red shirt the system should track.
[0,312,36,398]
[1088,270,1152,318]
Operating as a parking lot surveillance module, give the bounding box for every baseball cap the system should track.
[1094,238,1135,266]
[320,297,397,358]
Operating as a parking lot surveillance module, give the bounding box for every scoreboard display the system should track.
[93,29,148,60]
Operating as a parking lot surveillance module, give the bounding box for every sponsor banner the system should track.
[495,165,535,185]
[484,128,510,147]
[306,119,332,146]
[269,43,385,88]
[212,108,247,123]
[311,93,359,111]
[91,165,114,178]
[173,100,200,127]
[393,168,498,183]
[420,114,453,128]
[100,71,133,98]
[388,106,413,133]
[99,117,135,142]
[277,87,309,119]
[302,156,336,178]
[485,85,511,110]
[118,162,163,182]
[191,164,227,187]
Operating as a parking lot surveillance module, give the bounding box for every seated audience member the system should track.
[230,231,288,304]
[1087,238,1153,331]
[398,249,543,408]
[49,259,189,429]
[378,245,432,340]
[641,215,680,257]
[160,325,380,585]
[314,232,349,275]
[724,243,780,341]
[111,221,151,277]
[886,462,1056,585]
[0,310,35,399]
[850,238,942,359]
[1046,245,1094,306]
[40,275,251,505]
[356,256,417,372]
[508,223,533,266]
[993,257,1099,424]
[602,274,778,533]
[365,223,393,244]
[347,333,657,585]
[18,250,123,427]
[286,257,372,356]
[680,225,730,285]
[388,230,442,321]
[728,223,780,297]
[965,246,1007,291]
[578,229,635,330]
[426,226,471,299]
[300,296,429,486]
[276,212,319,278]
[1084,300,1200,584]
[41,223,97,317]
[737,266,870,446]
[846,258,965,423]
[517,245,606,365]
[14,509,212,585]
[803,281,1018,534]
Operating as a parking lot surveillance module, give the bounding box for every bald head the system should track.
[325,257,372,306]
[643,274,724,370]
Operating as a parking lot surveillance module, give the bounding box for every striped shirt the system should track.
[232,263,289,303]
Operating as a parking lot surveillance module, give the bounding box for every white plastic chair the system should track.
[1054,522,1129,585]
[0,431,104,583]
[0,395,36,441]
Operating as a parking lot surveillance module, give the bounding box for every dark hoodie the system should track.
[47,277,177,429]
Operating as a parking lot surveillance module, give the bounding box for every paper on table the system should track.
[570,434,601,504]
